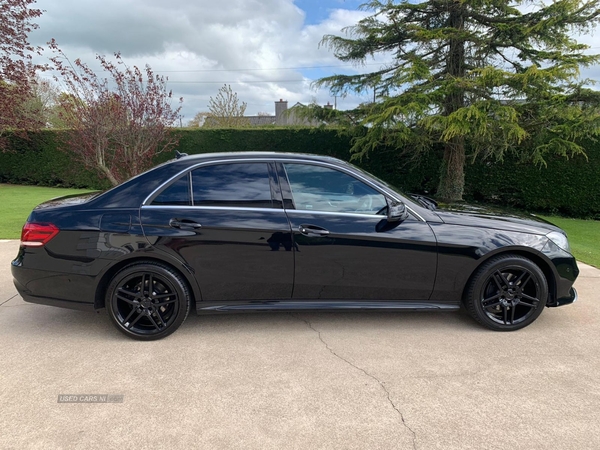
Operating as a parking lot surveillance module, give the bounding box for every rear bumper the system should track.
[13,276,96,311]
[11,248,98,311]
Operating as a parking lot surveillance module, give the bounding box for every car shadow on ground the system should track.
[1,302,482,343]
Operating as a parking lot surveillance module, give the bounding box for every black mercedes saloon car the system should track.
[11,152,578,340]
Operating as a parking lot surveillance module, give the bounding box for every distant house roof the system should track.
[247,116,276,126]
[201,99,333,127]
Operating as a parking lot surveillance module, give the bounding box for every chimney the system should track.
[275,99,288,125]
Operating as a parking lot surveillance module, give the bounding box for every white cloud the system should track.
[30,0,373,120]
[31,0,597,122]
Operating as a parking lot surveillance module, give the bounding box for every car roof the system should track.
[168,151,346,165]
[84,152,351,209]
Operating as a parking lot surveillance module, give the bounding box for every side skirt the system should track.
[196,300,460,314]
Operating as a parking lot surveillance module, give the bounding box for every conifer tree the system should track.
[317,0,600,201]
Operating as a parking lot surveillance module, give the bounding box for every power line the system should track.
[167,79,310,84]
[157,62,391,73]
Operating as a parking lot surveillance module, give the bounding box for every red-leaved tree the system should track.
[0,0,43,137]
[49,40,183,186]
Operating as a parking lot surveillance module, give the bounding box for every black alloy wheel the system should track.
[466,254,548,331]
[106,262,190,340]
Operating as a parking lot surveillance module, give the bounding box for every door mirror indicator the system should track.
[387,199,409,222]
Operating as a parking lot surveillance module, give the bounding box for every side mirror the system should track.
[387,199,409,222]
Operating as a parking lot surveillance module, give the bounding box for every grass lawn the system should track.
[540,215,600,269]
[0,184,96,239]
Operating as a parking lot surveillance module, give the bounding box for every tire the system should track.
[105,261,191,340]
[465,254,548,331]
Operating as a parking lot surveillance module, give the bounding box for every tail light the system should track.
[20,222,60,247]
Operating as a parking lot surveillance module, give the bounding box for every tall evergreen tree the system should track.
[316,0,600,201]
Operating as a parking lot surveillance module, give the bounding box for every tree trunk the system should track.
[438,0,466,203]
[437,136,465,202]
[98,163,119,186]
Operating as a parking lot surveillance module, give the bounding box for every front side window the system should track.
[283,163,386,214]
[191,163,273,208]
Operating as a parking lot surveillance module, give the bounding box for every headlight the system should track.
[546,231,571,253]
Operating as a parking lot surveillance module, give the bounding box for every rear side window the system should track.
[191,163,273,208]
[152,174,191,206]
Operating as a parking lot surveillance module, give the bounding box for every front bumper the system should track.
[541,238,579,308]
[547,287,577,307]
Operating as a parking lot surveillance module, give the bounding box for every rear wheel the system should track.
[466,254,548,331]
[105,262,190,340]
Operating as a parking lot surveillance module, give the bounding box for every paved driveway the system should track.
[1,239,599,450]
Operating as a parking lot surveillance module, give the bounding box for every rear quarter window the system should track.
[151,175,191,206]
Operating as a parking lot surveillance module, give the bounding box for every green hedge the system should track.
[0,128,598,218]
[0,131,112,190]
[465,148,600,218]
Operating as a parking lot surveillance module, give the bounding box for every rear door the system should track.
[140,161,294,302]
[278,161,437,301]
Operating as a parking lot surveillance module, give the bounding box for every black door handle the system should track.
[299,224,330,237]
[169,219,202,230]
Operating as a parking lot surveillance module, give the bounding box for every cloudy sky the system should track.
[29,0,383,122]
[28,0,600,123]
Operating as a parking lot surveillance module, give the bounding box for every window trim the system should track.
[142,205,287,213]
[142,158,425,222]
[141,204,380,219]
[145,160,281,209]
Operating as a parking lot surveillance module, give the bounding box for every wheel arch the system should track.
[461,248,557,306]
[94,255,200,311]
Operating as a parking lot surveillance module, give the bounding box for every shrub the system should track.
[1,128,598,218]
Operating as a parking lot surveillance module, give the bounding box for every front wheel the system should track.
[105,262,190,340]
[465,254,548,331]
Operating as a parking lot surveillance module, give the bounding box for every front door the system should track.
[278,162,437,301]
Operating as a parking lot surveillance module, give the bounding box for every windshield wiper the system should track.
[409,194,438,211]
